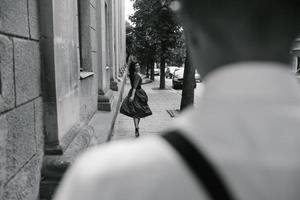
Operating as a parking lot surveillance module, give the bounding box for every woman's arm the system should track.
[129,74,140,102]
[129,89,136,102]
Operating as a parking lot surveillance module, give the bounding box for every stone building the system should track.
[292,37,300,73]
[0,0,126,199]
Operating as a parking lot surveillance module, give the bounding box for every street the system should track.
[112,76,204,140]
[164,77,204,106]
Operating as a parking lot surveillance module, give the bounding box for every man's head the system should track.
[180,0,300,78]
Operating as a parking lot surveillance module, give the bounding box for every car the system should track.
[165,66,180,79]
[154,67,160,76]
[195,70,201,82]
[172,68,184,89]
[172,68,197,89]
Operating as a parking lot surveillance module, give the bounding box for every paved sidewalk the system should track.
[112,77,181,140]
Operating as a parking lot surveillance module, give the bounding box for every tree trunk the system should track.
[146,62,149,78]
[180,51,195,110]
[150,60,155,81]
[160,56,166,89]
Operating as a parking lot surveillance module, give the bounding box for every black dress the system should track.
[120,73,152,118]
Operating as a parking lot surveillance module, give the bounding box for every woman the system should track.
[128,61,136,88]
[120,63,152,137]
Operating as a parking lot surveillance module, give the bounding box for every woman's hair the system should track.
[128,61,137,87]
[129,61,136,78]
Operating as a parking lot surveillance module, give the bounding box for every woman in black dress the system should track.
[128,60,136,88]
[120,63,152,137]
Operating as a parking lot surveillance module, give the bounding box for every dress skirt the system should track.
[120,88,152,118]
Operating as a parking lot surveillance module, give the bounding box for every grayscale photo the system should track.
[0,0,300,199]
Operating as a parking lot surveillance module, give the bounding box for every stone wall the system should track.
[53,0,81,141]
[79,0,99,123]
[0,0,44,200]
[40,0,81,148]
[0,0,126,199]
[96,0,126,111]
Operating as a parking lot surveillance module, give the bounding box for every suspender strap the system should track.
[162,131,235,200]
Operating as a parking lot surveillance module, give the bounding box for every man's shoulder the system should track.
[58,135,204,200]
[70,136,176,182]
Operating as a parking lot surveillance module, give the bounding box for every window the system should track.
[78,0,96,79]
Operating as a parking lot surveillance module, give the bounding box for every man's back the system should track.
[54,62,300,200]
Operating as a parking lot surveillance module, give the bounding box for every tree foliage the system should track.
[129,0,184,87]
[126,21,135,60]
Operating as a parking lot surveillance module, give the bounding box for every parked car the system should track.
[165,66,180,79]
[154,67,160,76]
[195,69,201,82]
[172,68,197,89]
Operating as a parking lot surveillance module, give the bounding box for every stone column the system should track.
[96,0,114,111]
[109,0,118,91]
[119,0,126,72]
[114,0,120,79]
[40,0,81,154]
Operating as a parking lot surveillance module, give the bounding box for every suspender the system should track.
[162,131,235,200]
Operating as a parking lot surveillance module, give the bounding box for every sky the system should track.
[125,0,134,23]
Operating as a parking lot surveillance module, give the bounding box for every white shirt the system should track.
[54,62,300,200]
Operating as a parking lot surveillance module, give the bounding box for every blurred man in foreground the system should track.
[54,0,300,199]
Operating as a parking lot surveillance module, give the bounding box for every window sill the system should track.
[80,72,94,80]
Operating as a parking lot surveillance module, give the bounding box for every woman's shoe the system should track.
[135,128,140,137]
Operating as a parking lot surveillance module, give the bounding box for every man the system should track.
[54,0,300,199]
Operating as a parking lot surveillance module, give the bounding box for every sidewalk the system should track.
[112,77,182,140]
[89,72,128,144]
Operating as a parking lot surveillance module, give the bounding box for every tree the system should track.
[180,51,195,110]
[130,0,182,88]
[126,21,135,61]
[167,30,186,66]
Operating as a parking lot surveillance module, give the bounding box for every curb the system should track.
[106,68,128,142]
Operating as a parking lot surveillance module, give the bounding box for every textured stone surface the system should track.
[0,0,29,37]
[0,34,15,113]
[14,38,41,106]
[79,0,93,71]
[40,125,95,200]
[34,97,44,160]
[4,156,41,200]
[90,2,97,31]
[90,27,97,52]
[28,0,40,40]
[6,102,36,180]
[79,10,98,123]
[64,126,95,160]
[80,76,97,122]
[52,0,81,140]
[90,0,96,7]
[0,115,8,197]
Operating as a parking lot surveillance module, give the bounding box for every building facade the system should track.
[292,37,300,73]
[0,0,126,199]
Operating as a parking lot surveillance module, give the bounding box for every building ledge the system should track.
[80,71,94,80]
[39,68,128,199]
[40,125,96,200]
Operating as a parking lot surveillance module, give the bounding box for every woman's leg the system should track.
[133,118,139,129]
[133,118,139,137]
